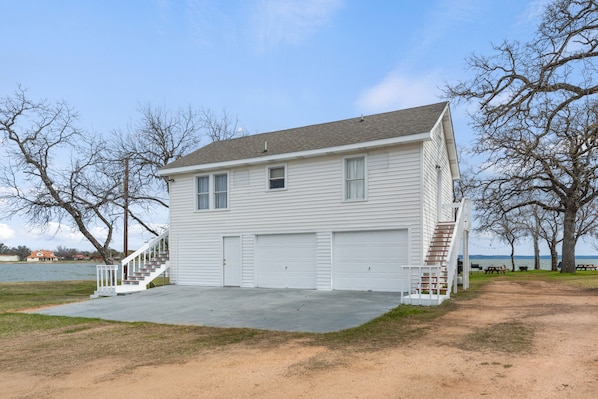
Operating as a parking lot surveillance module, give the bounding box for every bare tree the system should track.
[476,199,529,272]
[112,104,247,236]
[445,0,598,273]
[0,88,121,264]
[201,108,246,142]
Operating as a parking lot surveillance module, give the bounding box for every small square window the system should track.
[268,166,285,189]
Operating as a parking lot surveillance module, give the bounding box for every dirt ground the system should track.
[2,279,598,399]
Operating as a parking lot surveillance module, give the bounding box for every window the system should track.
[214,174,228,209]
[268,166,285,189]
[345,156,366,200]
[196,173,228,210]
[197,176,209,210]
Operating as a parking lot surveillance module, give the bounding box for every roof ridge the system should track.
[161,101,450,172]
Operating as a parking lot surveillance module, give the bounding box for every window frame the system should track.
[266,164,287,191]
[343,155,367,202]
[196,175,210,211]
[195,172,229,211]
[213,173,228,209]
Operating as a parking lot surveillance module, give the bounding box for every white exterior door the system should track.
[256,233,317,289]
[223,236,241,286]
[333,230,408,292]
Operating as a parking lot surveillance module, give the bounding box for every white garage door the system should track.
[333,230,408,292]
[256,233,317,289]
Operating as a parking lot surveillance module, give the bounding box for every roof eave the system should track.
[158,131,433,176]
[436,103,460,181]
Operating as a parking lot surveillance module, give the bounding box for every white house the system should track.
[0,254,20,262]
[150,102,470,297]
[26,250,58,262]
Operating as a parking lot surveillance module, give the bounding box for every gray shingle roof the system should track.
[161,102,449,171]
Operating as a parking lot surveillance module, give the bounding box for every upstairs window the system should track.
[197,176,210,210]
[214,174,228,209]
[268,166,286,190]
[196,173,228,210]
[344,156,366,201]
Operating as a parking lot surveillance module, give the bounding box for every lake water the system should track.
[0,262,98,282]
[2,257,598,283]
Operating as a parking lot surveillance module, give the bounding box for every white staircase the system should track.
[91,230,170,298]
[402,198,471,306]
[419,222,454,295]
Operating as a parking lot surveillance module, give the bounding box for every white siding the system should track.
[316,232,332,290]
[241,234,255,287]
[169,144,425,287]
[421,119,456,259]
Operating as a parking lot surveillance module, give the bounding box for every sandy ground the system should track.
[2,279,598,399]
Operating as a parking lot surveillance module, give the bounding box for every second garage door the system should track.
[333,229,408,292]
[256,233,317,289]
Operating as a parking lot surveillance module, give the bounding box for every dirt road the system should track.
[2,279,598,398]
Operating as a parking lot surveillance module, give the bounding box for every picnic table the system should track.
[576,264,597,270]
[485,265,508,274]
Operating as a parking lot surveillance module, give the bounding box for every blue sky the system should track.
[3,0,591,256]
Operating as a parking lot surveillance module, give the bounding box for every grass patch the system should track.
[458,321,535,354]
[0,280,97,312]
[313,301,456,351]
[468,269,598,290]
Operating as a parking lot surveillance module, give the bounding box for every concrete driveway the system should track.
[32,285,404,333]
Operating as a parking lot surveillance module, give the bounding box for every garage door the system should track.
[256,233,317,289]
[333,230,408,292]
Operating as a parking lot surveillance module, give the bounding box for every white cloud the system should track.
[251,0,343,51]
[355,70,442,114]
[0,223,16,241]
[26,222,106,249]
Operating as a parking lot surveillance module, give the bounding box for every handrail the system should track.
[402,198,470,306]
[121,229,169,282]
[443,198,470,296]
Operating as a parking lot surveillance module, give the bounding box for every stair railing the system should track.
[442,198,470,296]
[121,229,169,283]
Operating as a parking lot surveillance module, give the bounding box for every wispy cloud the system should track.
[355,70,442,114]
[516,0,551,26]
[418,0,481,50]
[250,0,343,51]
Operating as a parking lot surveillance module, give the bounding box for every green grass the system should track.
[0,280,98,312]
[468,269,598,289]
[314,301,457,350]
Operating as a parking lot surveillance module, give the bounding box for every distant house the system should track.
[26,250,58,262]
[72,254,90,261]
[0,254,20,262]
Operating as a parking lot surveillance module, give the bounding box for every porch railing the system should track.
[93,264,119,297]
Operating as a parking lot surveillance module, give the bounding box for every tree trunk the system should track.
[534,233,540,270]
[560,206,577,273]
[549,245,559,271]
[510,243,516,272]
